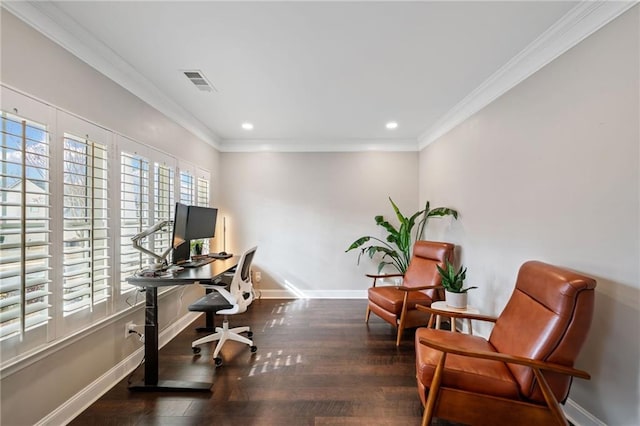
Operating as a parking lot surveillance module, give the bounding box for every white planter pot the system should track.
[445,291,468,309]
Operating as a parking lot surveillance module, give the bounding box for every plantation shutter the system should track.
[120,152,149,293]
[0,112,51,338]
[179,170,194,205]
[196,174,210,253]
[153,162,174,257]
[62,134,110,315]
[196,177,209,207]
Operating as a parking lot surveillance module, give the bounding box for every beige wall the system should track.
[1,10,219,426]
[220,151,418,296]
[418,7,639,425]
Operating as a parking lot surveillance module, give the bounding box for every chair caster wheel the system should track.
[247,331,253,338]
[250,345,257,353]
[214,357,223,367]
[192,346,201,354]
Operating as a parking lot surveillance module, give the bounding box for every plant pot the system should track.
[445,291,467,309]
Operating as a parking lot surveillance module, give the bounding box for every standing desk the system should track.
[126,256,239,392]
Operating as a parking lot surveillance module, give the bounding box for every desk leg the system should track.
[435,315,441,330]
[128,287,211,392]
[144,287,159,385]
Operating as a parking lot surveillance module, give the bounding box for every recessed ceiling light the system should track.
[242,122,254,130]
[386,121,398,130]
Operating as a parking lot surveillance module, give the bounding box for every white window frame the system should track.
[0,88,55,359]
[55,111,113,336]
[195,168,211,253]
[61,132,110,316]
[178,161,196,206]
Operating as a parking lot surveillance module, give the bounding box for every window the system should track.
[120,152,149,293]
[62,134,110,315]
[196,176,209,207]
[0,111,51,339]
[196,171,211,253]
[179,170,194,205]
[153,162,175,256]
[0,87,211,366]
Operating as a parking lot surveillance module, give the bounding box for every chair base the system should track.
[421,387,567,426]
[192,317,256,364]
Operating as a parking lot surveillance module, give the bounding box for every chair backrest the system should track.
[403,241,454,301]
[489,261,596,403]
[228,246,258,312]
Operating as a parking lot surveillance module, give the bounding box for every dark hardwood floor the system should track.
[71,299,445,426]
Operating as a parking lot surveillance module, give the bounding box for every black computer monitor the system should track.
[171,202,190,264]
[171,203,218,264]
[185,205,218,241]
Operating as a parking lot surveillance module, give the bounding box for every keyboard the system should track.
[179,257,216,268]
[209,252,233,259]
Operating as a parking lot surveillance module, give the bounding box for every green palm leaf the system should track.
[346,198,458,274]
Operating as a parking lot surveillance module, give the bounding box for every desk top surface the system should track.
[127,256,239,287]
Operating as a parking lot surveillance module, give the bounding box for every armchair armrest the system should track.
[416,304,498,323]
[365,273,404,279]
[418,337,590,379]
[366,273,404,287]
[398,285,443,292]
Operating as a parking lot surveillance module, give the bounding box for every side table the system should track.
[430,301,480,334]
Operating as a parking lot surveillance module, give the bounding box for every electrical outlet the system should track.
[125,321,136,339]
[254,271,262,283]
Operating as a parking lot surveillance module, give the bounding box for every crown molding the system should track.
[2,1,222,150]
[219,138,419,153]
[4,1,636,153]
[418,0,638,150]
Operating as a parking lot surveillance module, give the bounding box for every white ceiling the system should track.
[5,1,634,151]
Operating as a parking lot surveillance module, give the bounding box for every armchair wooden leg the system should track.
[396,292,410,346]
[365,305,371,323]
[421,351,446,426]
[533,368,569,426]
[396,325,404,346]
[427,313,435,328]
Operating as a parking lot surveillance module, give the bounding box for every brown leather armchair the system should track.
[414,261,596,426]
[366,241,454,346]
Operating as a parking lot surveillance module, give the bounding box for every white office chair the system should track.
[190,246,258,366]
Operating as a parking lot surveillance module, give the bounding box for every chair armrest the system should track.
[365,273,404,279]
[418,337,590,379]
[201,284,226,291]
[366,273,404,287]
[416,304,498,323]
[397,285,443,292]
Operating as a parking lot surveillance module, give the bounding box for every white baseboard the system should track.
[36,312,201,426]
[563,398,606,426]
[258,289,367,299]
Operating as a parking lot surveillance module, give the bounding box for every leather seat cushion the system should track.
[368,286,432,315]
[415,328,521,400]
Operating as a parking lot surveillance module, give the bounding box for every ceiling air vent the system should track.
[183,70,216,92]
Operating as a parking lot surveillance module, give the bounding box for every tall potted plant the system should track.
[346,197,458,274]
[436,261,477,308]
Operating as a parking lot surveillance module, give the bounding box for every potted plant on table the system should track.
[437,260,476,309]
[345,198,458,275]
